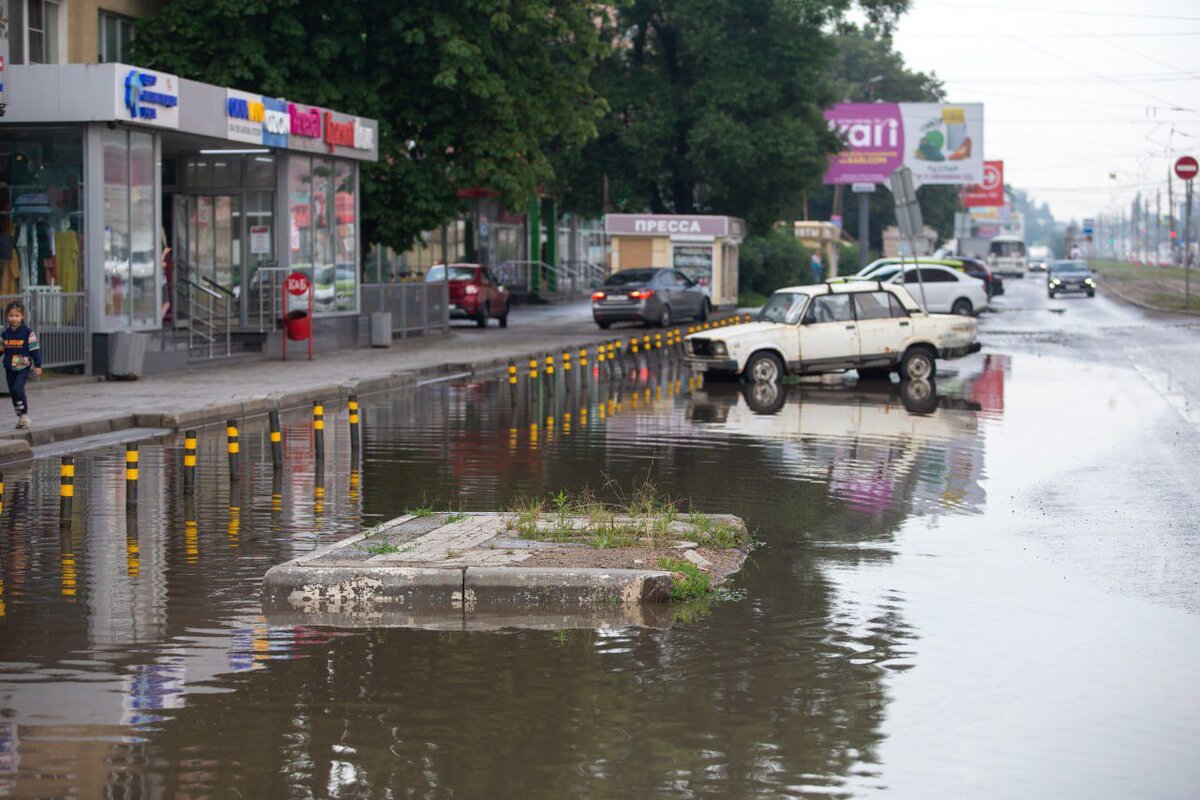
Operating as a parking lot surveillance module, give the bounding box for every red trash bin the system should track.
[284,309,311,341]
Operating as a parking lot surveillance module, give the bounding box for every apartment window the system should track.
[27,0,62,64]
[99,10,136,63]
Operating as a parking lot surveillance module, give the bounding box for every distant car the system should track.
[846,263,988,316]
[428,263,511,327]
[1047,260,1096,298]
[1028,259,1049,272]
[850,256,1003,299]
[592,268,710,329]
[684,282,980,382]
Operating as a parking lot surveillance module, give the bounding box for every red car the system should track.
[427,263,511,328]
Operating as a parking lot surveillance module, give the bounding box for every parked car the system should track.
[683,282,980,382]
[851,256,1003,299]
[847,263,988,316]
[427,263,510,327]
[1047,260,1096,298]
[591,268,710,329]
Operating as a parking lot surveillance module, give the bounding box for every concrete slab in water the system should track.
[262,511,748,630]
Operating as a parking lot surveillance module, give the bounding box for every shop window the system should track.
[246,155,276,190]
[103,128,159,330]
[0,126,85,298]
[287,156,357,313]
[98,10,136,63]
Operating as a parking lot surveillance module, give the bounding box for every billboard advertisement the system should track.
[824,102,985,186]
[964,160,1004,207]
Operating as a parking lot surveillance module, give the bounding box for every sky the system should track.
[887,0,1200,223]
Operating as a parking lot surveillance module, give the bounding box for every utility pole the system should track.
[1156,190,1162,264]
[1168,165,1177,265]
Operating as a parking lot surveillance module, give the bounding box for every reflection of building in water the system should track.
[683,367,994,520]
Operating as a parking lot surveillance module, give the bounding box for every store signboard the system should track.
[262,97,289,149]
[226,89,264,144]
[605,214,734,236]
[118,67,179,128]
[824,102,984,185]
[963,160,1004,207]
[287,102,324,152]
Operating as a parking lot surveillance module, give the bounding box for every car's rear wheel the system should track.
[597,320,611,329]
[900,346,936,381]
[697,299,710,322]
[951,298,974,316]
[659,305,672,328]
[744,351,784,384]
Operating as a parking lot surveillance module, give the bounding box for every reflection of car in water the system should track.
[686,378,986,516]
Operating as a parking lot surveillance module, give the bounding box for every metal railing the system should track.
[360,281,449,337]
[185,276,233,359]
[496,260,606,300]
[0,289,89,370]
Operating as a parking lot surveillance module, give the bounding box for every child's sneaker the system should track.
[16,415,30,429]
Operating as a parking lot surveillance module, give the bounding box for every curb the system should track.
[1096,278,1200,317]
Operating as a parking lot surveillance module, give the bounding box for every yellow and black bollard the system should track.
[508,360,519,404]
[268,410,283,469]
[125,444,139,507]
[0,471,5,518]
[312,401,325,462]
[59,456,75,518]
[226,419,240,482]
[529,356,539,381]
[183,430,198,495]
[59,526,77,601]
[184,497,199,564]
[228,488,241,548]
[348,395,361,455]
[126,509,140,578]
[314,467,326,516]
[271,470,283,513]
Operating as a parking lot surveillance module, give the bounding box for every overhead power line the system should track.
[942,4,1200,21]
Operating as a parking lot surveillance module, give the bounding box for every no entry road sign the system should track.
[1176,155,1198,181]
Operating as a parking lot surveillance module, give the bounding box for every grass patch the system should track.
[506,480,692,549]
[362,541,400,556]
[687,512,751,548]
[738,291,769,309]
[445,512,469,523]
[657,558,713,602]
[405,503,437,518]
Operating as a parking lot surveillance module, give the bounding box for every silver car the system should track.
[592,268,711,329]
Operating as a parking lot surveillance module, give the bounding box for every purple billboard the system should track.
[823,103,904,185]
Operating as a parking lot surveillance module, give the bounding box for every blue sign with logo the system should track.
[124,70,178,122]
[261,97,290,149]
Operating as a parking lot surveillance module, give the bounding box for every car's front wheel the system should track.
[498,301,510,328]
[951,298,974,316]
[659,305,672,328]
[744,351,784,384]
[900,346,936,381]
[697,299,710,322]
[596,320,611,330]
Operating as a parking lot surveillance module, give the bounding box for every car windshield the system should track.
[426,265,476,282]
[605,270,658,286]
[867,266,901,281]
[1049,261,1089,274]
[758,292,806,324]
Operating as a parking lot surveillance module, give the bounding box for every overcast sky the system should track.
[888,0,1200,223]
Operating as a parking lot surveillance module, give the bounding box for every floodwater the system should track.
[2,307,1200,796]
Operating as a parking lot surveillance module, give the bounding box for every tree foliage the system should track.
[559,1,909,233]
[131,0,607,249]
[740,232,813,295]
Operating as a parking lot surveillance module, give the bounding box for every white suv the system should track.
[684,282,980,382]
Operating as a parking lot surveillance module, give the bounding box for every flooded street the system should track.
[2,280,1200,797]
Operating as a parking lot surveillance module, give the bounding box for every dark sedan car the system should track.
[1047,260,1096,298]
[592,268,710,328]
[952,256,1004,298]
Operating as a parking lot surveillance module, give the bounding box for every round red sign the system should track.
[285,271,312,296]
[1175,155,1199,181]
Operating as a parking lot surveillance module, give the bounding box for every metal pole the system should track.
[1186,180,1194,308]
[857,191,870,270]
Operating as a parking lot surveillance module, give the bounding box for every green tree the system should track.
[131,0,607,249]
[558,0,908,233]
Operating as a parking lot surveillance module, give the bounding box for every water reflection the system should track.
[0,353,1008,795]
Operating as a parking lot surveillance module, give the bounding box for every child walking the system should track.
[1,301,42,429]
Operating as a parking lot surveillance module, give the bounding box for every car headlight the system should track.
[712,341,728,357]
[1085,278,1095,285]
[1050,278,1061,285]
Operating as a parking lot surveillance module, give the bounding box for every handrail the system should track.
[199,274,237,299]
[182,276,222,300]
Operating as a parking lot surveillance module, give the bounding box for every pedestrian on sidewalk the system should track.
[1,301,43,429]
[810,251,823,284]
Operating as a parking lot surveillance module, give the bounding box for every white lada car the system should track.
[684,282,980,382]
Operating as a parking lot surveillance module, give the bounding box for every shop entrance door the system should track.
[172,192,274,330]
